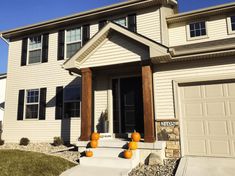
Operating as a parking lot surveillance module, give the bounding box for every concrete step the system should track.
[80,155,139,169]
[77,140,164,150]
[86,148,134,158]
[60,165,130,176]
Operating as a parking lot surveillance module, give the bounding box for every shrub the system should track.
[20,138,30,146]
[53,137,63,146]
[0,139,4,145]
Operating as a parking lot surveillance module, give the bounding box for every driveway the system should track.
[175,156,235,176]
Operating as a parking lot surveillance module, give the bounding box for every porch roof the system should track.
[62,22,171,71]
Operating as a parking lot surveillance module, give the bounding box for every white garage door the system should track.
[179,80,235,157]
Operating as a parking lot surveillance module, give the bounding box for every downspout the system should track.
[0,34,9,45]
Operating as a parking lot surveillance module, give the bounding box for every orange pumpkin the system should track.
[90,140,98,148]
[91,132,100,141]
[85,150,93,157]
[123,150,132,159]
[131,131,141,142]
[128,141,138,150]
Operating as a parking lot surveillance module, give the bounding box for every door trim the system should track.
[109,74,141,135]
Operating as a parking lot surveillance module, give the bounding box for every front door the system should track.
[112,77,144,135]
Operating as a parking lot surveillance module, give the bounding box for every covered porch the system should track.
[63,22,170,143]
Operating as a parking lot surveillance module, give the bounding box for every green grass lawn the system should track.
[0,150,77,176]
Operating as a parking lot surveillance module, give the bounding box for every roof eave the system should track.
[167,2,235,24]
[1,0,176,39]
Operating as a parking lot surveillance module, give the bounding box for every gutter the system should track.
[0,34,9,45]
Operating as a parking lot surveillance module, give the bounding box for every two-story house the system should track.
[1,0,235,160]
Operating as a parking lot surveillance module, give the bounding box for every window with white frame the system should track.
[189,21,207,38]
[64,86,81,118]
[25,89,40,119]
[28,36,42,64]
[65,28,82,58]
[231,16,235,31]
[113,17,128,28]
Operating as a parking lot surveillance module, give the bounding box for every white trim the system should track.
[64,27,83,59]
[27,35,43,65]
[24,89,40,120]
[227,15,235,35]
[186,20,209,41]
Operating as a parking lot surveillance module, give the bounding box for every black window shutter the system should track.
[39,88,47,120]
[128,14,137,32]
[82,24,90,45]
[99,20,107,30]
[17,90,25,120]
[55,86,63,119]
[42,33,49,63]
[57,30,65,60]
[21,38,28,66]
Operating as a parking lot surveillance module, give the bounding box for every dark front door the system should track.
[120,77,144,134]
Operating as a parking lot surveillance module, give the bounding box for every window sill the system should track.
[187,35,209,41]
[228,30,235,35]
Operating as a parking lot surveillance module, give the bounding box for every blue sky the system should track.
[0,0,234,73]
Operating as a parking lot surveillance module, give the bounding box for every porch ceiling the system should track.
[62,22,171,71]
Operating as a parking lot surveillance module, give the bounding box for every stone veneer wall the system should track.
[156,119,180,158]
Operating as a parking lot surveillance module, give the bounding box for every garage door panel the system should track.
[231,121,235,136]
[208,140,231,156]
[204,84,224,98]
[184,103,203,117]
[183,86,202,99]
[229,102,235,115]
[227,83,235,96]
[179,81,235,157]
[207,121,229,136]
[186,139,207,155]
[183,121,205,136]
[205,102,226,116]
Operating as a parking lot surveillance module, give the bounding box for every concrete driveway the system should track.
[175,156,235,176]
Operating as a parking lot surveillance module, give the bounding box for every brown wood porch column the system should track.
[79,68,92,141]
[142,62,156,143]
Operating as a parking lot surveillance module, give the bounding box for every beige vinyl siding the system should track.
[81,33,148,68]
[3,32,81,143]
[159,6,175,46]
[153,58,235,120]
[137,7,161,43]
[94,75,108,132]
[168,15,234,46]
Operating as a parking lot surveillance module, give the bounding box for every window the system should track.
[28,36,42,64]
[189,21,207,38]
[113,17,128,28]
[64,86,81,118]
[231,16,235,31]
[65,28,82,58]
[25,89,39,119]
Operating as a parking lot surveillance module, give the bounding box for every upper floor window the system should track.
[65,28,82,58]
[230,16,235,31]
[113,17,128,28]
[189,21,207,38]
[21,33,49,66]
[28,36,42,64]
[58,25,90,60]
[25,89,39,119]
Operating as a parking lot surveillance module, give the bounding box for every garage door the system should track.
[179,80,235,157]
